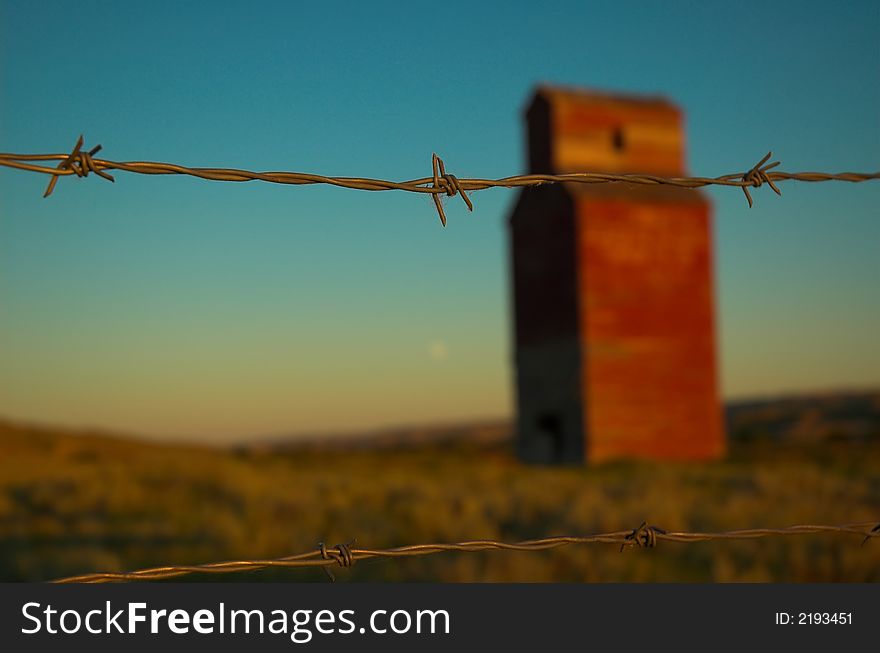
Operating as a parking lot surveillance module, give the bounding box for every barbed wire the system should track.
[1,137,878,226]
[51,521,880,583]
[6,139,879,583]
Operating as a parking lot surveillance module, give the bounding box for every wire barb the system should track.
[861,523,880,547]
[430,153,473,227]
[620,521,667,552]
[42,135,115,198]
[319,540,356,582]
[740,151,782,208]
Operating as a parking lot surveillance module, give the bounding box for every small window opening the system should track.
[612,127,625,152]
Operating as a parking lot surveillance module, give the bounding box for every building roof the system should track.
[523,83,688,177]
[526,84,680,117]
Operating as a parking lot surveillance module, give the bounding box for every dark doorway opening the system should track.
[536,413,564,463]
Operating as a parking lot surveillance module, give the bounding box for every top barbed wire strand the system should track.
[0,137,878,225]
[52,521,880,583]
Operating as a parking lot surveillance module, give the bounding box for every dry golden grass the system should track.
[0,420,877,582]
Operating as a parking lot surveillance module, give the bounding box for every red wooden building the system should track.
[509,86,725,463]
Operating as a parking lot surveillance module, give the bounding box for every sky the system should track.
[0,1,878,441]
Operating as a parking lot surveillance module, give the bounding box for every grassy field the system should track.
[0,419,878,582]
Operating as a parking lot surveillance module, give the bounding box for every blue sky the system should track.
[1,0,878,440]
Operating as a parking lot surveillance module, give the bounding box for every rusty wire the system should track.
[1,137,878,225]
[51,521,879,583]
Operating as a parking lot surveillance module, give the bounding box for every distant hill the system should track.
[257,389,880,451]
[725,390,880,443]
[252,419,511,453]
[1,390,877,453]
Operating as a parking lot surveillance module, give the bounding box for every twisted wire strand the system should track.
[1,138,877,225]
[51,521,879,584]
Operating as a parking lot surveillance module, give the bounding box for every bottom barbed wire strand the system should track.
[51,521,879,584]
